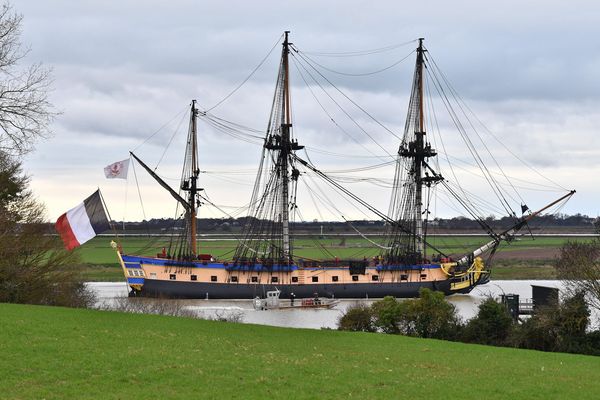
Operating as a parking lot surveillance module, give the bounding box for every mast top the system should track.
[417,38,426,55]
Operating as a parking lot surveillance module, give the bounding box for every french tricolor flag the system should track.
[55,190,110,250]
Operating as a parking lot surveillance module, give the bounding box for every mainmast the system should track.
[269,31,303,264]
[234,31,303,266]
[414,38,425,257]
[281,31,292,262]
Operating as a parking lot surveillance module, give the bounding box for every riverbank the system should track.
[2,303,599,399]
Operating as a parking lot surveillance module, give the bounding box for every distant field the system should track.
[77,234,595,281]
[2,303,600,400]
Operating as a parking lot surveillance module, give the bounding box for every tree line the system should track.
[338,289,600,356]
[50,213,598,234]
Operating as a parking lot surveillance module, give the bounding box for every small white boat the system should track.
[254,290,339,310]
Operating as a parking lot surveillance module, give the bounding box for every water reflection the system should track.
[88,280,564,330]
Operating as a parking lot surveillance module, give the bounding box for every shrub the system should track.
[338,289,461,339]
[511,292,591,354]
[398,288,461,340]
[371,296,403,334]
[338,303,375,332]
[461,297,514,346]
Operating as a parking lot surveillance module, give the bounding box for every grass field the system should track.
[76,235,595,281]
[1,303,599,399]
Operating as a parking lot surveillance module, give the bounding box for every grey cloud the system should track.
[20,0,600,101]
[16,0,597,219]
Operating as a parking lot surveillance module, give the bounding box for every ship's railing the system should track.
[447,257,488,291]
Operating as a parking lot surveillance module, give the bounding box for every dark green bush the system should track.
[345,289,461,339]
[337,303,375,332]
[398,288,461,340]
[510,292,591,354]
[371,296,403,334]
[462,297,514,346]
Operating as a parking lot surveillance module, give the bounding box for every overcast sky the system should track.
[15,0,599,222]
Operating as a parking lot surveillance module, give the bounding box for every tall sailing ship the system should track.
[116,33,574,299]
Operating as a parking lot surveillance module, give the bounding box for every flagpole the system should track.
[98,187,118,240]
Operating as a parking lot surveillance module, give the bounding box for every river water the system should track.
[88,280,564,330]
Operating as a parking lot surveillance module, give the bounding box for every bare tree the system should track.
[554,222,600,312]
[0,3,92,308]
[0,2,56,155]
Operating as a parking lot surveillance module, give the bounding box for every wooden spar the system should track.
[129,151,190,212]
[519,190,576,225]
[189,100,199,256]
[281,31,291,262]
[283,31,292,132]
[418,38,425,135]
[458,190,576,264]
[415,38,425,257]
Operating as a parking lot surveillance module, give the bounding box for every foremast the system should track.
[130,100,201,258]
[182,100,201,256]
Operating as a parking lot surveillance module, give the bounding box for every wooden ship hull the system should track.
[118,253,486,299]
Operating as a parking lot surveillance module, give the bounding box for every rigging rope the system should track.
[425,57,516,218]
[290,53,394,160]
[297,50,416,77]
[291,46,403,141]
[154,108,188,170]
[301,39,417,57]
[132,105,189,152]
[206,33,284,112]
[295,153,449,257]
[426,53,525,208]
[343,216,392,249]
[426,52,569,193]
[130,160,148,227]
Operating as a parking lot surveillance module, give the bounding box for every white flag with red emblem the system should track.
[104,159,129,179]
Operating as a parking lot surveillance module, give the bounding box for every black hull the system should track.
[139,279,453,299]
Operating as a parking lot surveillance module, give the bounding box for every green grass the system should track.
[491,260,557,280]
[78,263,124,282]
[77,235,594,281]
[1,303,599,399]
